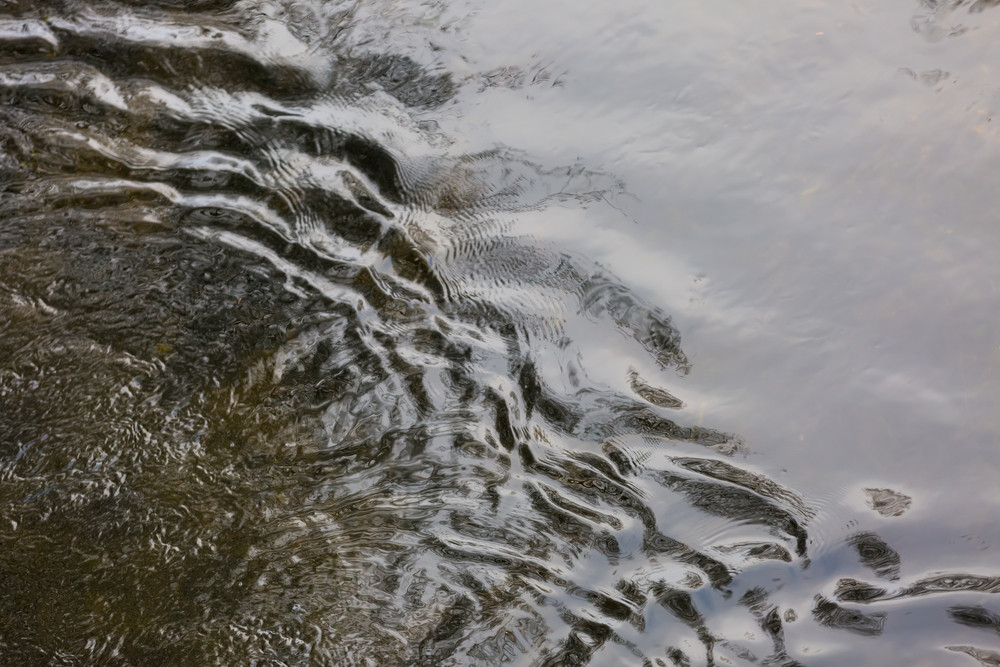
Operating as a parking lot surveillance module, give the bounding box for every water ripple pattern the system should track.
[1,1,998,665]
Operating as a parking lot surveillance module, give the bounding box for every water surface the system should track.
[2,0,1000,665]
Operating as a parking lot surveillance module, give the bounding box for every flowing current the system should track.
[2,1,999,665]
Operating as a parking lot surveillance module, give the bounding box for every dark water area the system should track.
[2,0,1000,664]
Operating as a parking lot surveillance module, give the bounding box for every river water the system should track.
[2,0,1000,665]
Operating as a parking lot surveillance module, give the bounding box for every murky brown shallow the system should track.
[2,0,1000,664]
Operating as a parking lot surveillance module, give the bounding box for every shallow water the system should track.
[2,0,1000,665]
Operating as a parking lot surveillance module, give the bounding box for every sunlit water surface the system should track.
[3,0,1000,665]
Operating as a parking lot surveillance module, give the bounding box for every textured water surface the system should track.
[2,0,1000,665]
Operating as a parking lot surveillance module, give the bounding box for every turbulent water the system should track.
[2,1,1000,665]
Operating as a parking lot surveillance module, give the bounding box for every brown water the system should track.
[2,0,1000,665]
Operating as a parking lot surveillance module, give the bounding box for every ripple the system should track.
[864,487,912,517]
[0,0,975,664]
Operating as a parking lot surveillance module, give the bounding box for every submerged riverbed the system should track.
[2,0,1000,664]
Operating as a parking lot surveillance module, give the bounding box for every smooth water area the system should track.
[2,0,1000,664]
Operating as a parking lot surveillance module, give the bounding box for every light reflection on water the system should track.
[1,0,1000,664]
